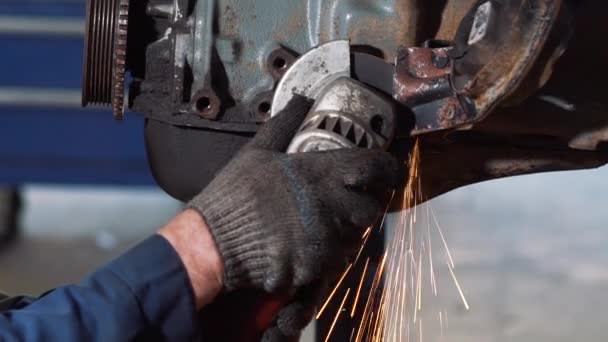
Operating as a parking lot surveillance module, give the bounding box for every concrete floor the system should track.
[418,167,608,342]
[0,167,607,342]
[0,186,181,295]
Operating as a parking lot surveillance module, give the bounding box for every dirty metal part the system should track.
[415,0,608,200]
[82,0,129,119]
[142,0,608,207]
[250,91,275,123]
[190,0,220,120]
[418,137,608,202]
[288,77,396,153]
[142,35,406,204]
[434,0,479,40]
[193,89,221,120]
[468,1,608,151]
[496,0,573,107]
[394,0,563,136]
[395,46,452,107]
[271,40,351,117]
[393,43,474,135]
[267,48,297,81]
[128,0,419,132]
[449,0,563,122]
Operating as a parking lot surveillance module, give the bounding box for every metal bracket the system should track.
[394,0,563,136]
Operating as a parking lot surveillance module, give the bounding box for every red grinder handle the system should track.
[200,289,291,341]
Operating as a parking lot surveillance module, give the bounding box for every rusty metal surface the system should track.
[419,136,608,202]
[450,0,563,122]
[130,0,420,132]
[136,0,608,210]
[435,0,479,40]
[416,0,608,200]
[394,45,473,134]
[394,0,566,136]
[394,47,452,106]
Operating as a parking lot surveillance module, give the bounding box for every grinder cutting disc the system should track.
[81,0,130,119]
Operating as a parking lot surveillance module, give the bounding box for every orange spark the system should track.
[324,288,351,342]
[351,258,370,318]
[317,263,353,319]
[355,231,372,264]
[362,226,372,239]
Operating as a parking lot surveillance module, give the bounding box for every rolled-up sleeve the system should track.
[0,235,198,341]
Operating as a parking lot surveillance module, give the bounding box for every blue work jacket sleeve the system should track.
[0,235,198,341]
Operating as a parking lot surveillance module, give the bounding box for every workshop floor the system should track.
[0,168,607,341]
[0,186,182,294]
[423,167,608,342]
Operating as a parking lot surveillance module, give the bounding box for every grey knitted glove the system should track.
[188,97,401,294]
[260,282,327,342]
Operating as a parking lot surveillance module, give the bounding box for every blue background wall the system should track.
[0,0,155,185]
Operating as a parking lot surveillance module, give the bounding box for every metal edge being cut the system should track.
[270,40,351,117]
[81,0,129,119]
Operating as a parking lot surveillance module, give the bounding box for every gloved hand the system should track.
[188,97,401,339]
[260,283,327,342]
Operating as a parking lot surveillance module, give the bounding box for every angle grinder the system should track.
[272,40,397,154]
[201,40,404,342]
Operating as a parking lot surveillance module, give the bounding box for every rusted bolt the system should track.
[193,89,221,120]
[431,51,450,69]
[423,40,452,69]
[267,49,296,80]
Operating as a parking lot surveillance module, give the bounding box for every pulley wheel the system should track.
[81,0,130,119]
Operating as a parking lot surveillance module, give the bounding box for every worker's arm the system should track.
[0,97,401,341]
[0,209,222,341]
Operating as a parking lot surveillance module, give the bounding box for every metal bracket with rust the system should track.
[393,0,563,136]
[393,43,475,135]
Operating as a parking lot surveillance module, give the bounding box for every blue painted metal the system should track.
[203,0,419,114]
[0,0,155,186]
[133,0,419,131]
